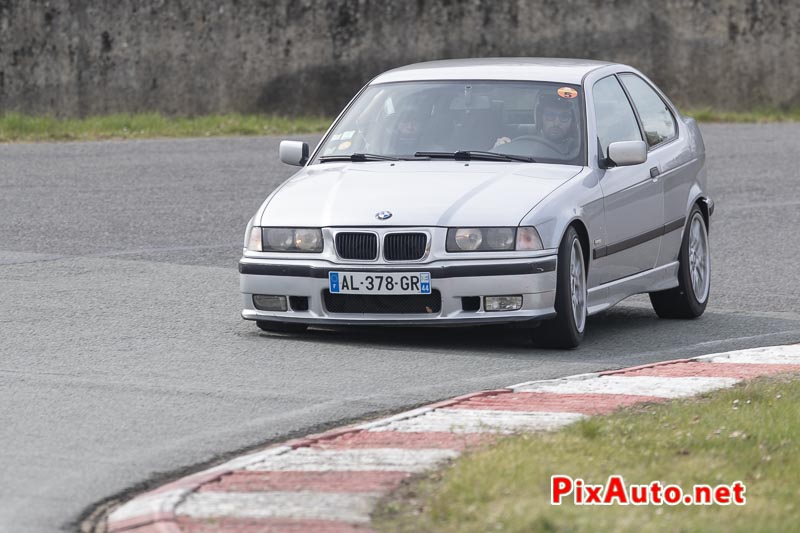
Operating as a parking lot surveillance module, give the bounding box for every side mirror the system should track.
[607,140,647,167]
[279,140,309,166]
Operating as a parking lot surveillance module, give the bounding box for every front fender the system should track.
[519,168,604,254]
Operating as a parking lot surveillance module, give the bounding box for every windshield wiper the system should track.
[414,150,535,163]
[319,153,401,163]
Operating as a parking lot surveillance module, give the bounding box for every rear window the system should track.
[619,74,677,147]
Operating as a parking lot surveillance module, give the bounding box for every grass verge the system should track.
[374,375,800,532]
[682,107,800,123]
[2,107,799,143]
[0,112,331,142]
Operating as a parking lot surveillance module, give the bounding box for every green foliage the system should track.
[0,113,330,142]
[375,376,800,533]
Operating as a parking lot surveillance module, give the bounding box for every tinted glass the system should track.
[593,76,642,159]
[315,81,585,165]
[619,74,677,147]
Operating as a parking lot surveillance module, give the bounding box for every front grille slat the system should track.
[384,233,427,261]
[324,290,442,314]
[336,232,378,260]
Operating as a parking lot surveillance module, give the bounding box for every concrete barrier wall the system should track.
[1,0,798,117]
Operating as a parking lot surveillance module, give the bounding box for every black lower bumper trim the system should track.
[239,257,556,279]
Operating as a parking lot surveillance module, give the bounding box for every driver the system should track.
[537,94,579,155]
[494,93,579,158]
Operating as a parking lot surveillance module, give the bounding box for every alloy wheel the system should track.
[569,239,587,333]
[688,213,710,303]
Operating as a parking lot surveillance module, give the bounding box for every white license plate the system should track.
[329,272,431,295]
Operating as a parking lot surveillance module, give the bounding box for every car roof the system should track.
[371,58,617,85]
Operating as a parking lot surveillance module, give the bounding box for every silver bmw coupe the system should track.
[240,58,712,348]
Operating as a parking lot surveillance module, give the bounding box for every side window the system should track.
[619,74,677,147]
[592,76,642,159]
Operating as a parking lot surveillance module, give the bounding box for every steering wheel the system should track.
[508,134,565,154]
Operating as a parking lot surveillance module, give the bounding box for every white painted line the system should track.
[245,447,458,473]
[108,488,188,524]
[508,371,601,391]
[368,408,586,434]
[203,445,293,474]
[356,404,439,431]
[513,375,740,398]
[177,490,381,523]
[695,344,800,365]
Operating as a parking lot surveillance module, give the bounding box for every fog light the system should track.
[253,295,288,311]
[484,296,523,312]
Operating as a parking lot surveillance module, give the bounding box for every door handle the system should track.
[650,167,660,181]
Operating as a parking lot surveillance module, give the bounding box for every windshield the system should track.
[315,80,585,165]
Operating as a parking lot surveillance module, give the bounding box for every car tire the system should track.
[531,226,587,349]
[256,320,309,334]
[649,205,710,319]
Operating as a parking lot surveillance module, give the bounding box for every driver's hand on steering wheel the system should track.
[493,137,511,148]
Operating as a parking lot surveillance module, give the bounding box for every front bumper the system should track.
[239,255,558,326]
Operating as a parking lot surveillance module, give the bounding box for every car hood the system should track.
[259,161,582,227]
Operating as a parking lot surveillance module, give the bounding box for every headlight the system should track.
[249,227,324,252]
[485,228,515,249]
[454,228,483,251]
[294,228,323,251]
[446,227,543,252]
[265,228,295,251]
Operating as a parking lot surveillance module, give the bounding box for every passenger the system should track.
[389,103,429,155]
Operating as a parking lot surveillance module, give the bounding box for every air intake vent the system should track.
[323,290,442,314]
[384,233,427,261]
[461,296,481,312]
[335,232,378,260]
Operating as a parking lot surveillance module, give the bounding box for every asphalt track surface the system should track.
[1,124,799,531]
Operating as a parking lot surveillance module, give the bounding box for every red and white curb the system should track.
[107,344,800,532]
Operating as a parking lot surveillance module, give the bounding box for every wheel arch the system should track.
[696,196,713,231]
[564,217,591,272]
[685,178,712,232]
